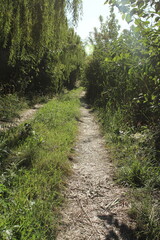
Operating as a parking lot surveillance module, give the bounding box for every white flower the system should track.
[29,200,35,207]
[3,229,13,240]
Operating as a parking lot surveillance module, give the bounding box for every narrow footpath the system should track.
[57,96,136,240]
[0,104,42,130]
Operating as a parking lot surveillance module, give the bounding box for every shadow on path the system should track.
[98,214,137,240]
[80,93,93,111]
[57,90,138,240]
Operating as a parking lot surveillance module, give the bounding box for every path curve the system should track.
[57,97,136,240]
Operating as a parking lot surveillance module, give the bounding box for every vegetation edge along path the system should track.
[0,88,82,240]
[0,103,43,131]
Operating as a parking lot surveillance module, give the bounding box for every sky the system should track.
[74,0,130,41]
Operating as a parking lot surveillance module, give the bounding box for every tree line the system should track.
[0,0,85,96]
[85,0,160,129]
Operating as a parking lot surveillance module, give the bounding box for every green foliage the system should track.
[97,107,160,188]
[105,0,160,20]
[85,4,160,126]
[96,106,160,239]
[84,5,160,239]
[129,190,160,240]
[0,88,81,239]
[0,0,84,95]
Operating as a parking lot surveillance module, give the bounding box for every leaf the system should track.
[122,13,126,20]
[125,13,132,23]
[119,5,129,13]
[105,57,111,62]
[151,95,156,101]
[137,0,144,8]
[130,8,138,16]
[122,0,130,4]
[143,20,150,25]
[155,17,160,22]
[135,18,141,25]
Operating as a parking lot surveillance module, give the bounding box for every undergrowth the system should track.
[97,106,160,240]
[0,94,28,122]
[0,88,82,240]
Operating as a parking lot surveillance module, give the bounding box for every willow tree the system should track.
[0,0,83,94]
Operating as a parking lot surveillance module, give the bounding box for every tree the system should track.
[85,3,160,126]
[0,0,84,94]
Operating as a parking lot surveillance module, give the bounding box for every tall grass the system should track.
[0,88,82,239]
[96,106,160,240]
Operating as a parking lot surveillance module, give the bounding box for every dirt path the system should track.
[0,104,42,130]
[57,97,136,240]
[15,104,42,124]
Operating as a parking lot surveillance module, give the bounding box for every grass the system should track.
[0,88,82,240]
[128,189,160,240]
[0,94,28,122]
[96,106,160,240]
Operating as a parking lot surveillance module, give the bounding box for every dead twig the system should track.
[103,198,120,211]
[77,197,101,239]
